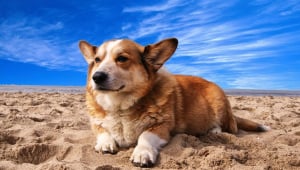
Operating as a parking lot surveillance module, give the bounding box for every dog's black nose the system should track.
[92,72,108,84]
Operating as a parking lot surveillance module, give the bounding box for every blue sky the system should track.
[0,0,299,89]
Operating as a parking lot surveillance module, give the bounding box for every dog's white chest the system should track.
[96,92,137,111]
[92,113,142,147]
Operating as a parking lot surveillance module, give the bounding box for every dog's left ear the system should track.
[143,38,178,72]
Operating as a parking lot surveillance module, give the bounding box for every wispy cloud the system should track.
[119,0,300,89]
[123,0,187,13]
[228,75,282,89]
[0,16,85,71]
[251,0,300,16]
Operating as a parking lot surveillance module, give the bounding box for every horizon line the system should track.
[0,85,299,96]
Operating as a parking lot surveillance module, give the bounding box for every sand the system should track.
[0,90,299,170]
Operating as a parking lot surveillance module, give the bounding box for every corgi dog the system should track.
[78,38,269,167]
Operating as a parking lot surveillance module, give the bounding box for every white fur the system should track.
[96,40,122,58]
[89,112,145,148]
[209,126,222,134]
[95,92,138,111]
[94,132,118,153]
[130,131,167,165]
[261,125,271,131]
[106,40,122,55]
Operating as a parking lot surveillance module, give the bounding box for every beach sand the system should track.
[0,90,299,170]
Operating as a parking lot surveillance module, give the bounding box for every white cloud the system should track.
[251,0,300,16]
[0,16,85,71]
[228,75,286,90]
[119,0,300,89]
[123,0,186,13]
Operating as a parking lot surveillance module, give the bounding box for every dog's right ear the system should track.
[79,40,97,64]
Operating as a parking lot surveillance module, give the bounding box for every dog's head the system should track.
[79,38,178,94]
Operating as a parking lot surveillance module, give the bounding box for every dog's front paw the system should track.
[95,132,118,154]
[130,145,158,167]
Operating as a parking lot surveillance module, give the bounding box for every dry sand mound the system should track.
[0,92,299,170]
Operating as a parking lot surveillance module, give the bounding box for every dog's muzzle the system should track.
[92,71,125,91]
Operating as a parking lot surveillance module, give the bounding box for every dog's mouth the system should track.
[96,85,125,92]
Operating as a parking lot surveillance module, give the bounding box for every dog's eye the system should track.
[94,57,101,63]
[116,56,128,63]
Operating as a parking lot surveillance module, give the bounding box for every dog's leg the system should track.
[130,128,169,167]
[92,124,118,154]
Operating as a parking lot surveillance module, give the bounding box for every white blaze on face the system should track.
[95,39,122,73]
[90,40,123,90]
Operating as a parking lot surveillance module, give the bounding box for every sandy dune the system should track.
[0,91,299,169]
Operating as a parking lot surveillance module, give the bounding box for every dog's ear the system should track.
[143,38,178,72]
[79,40,97,64]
